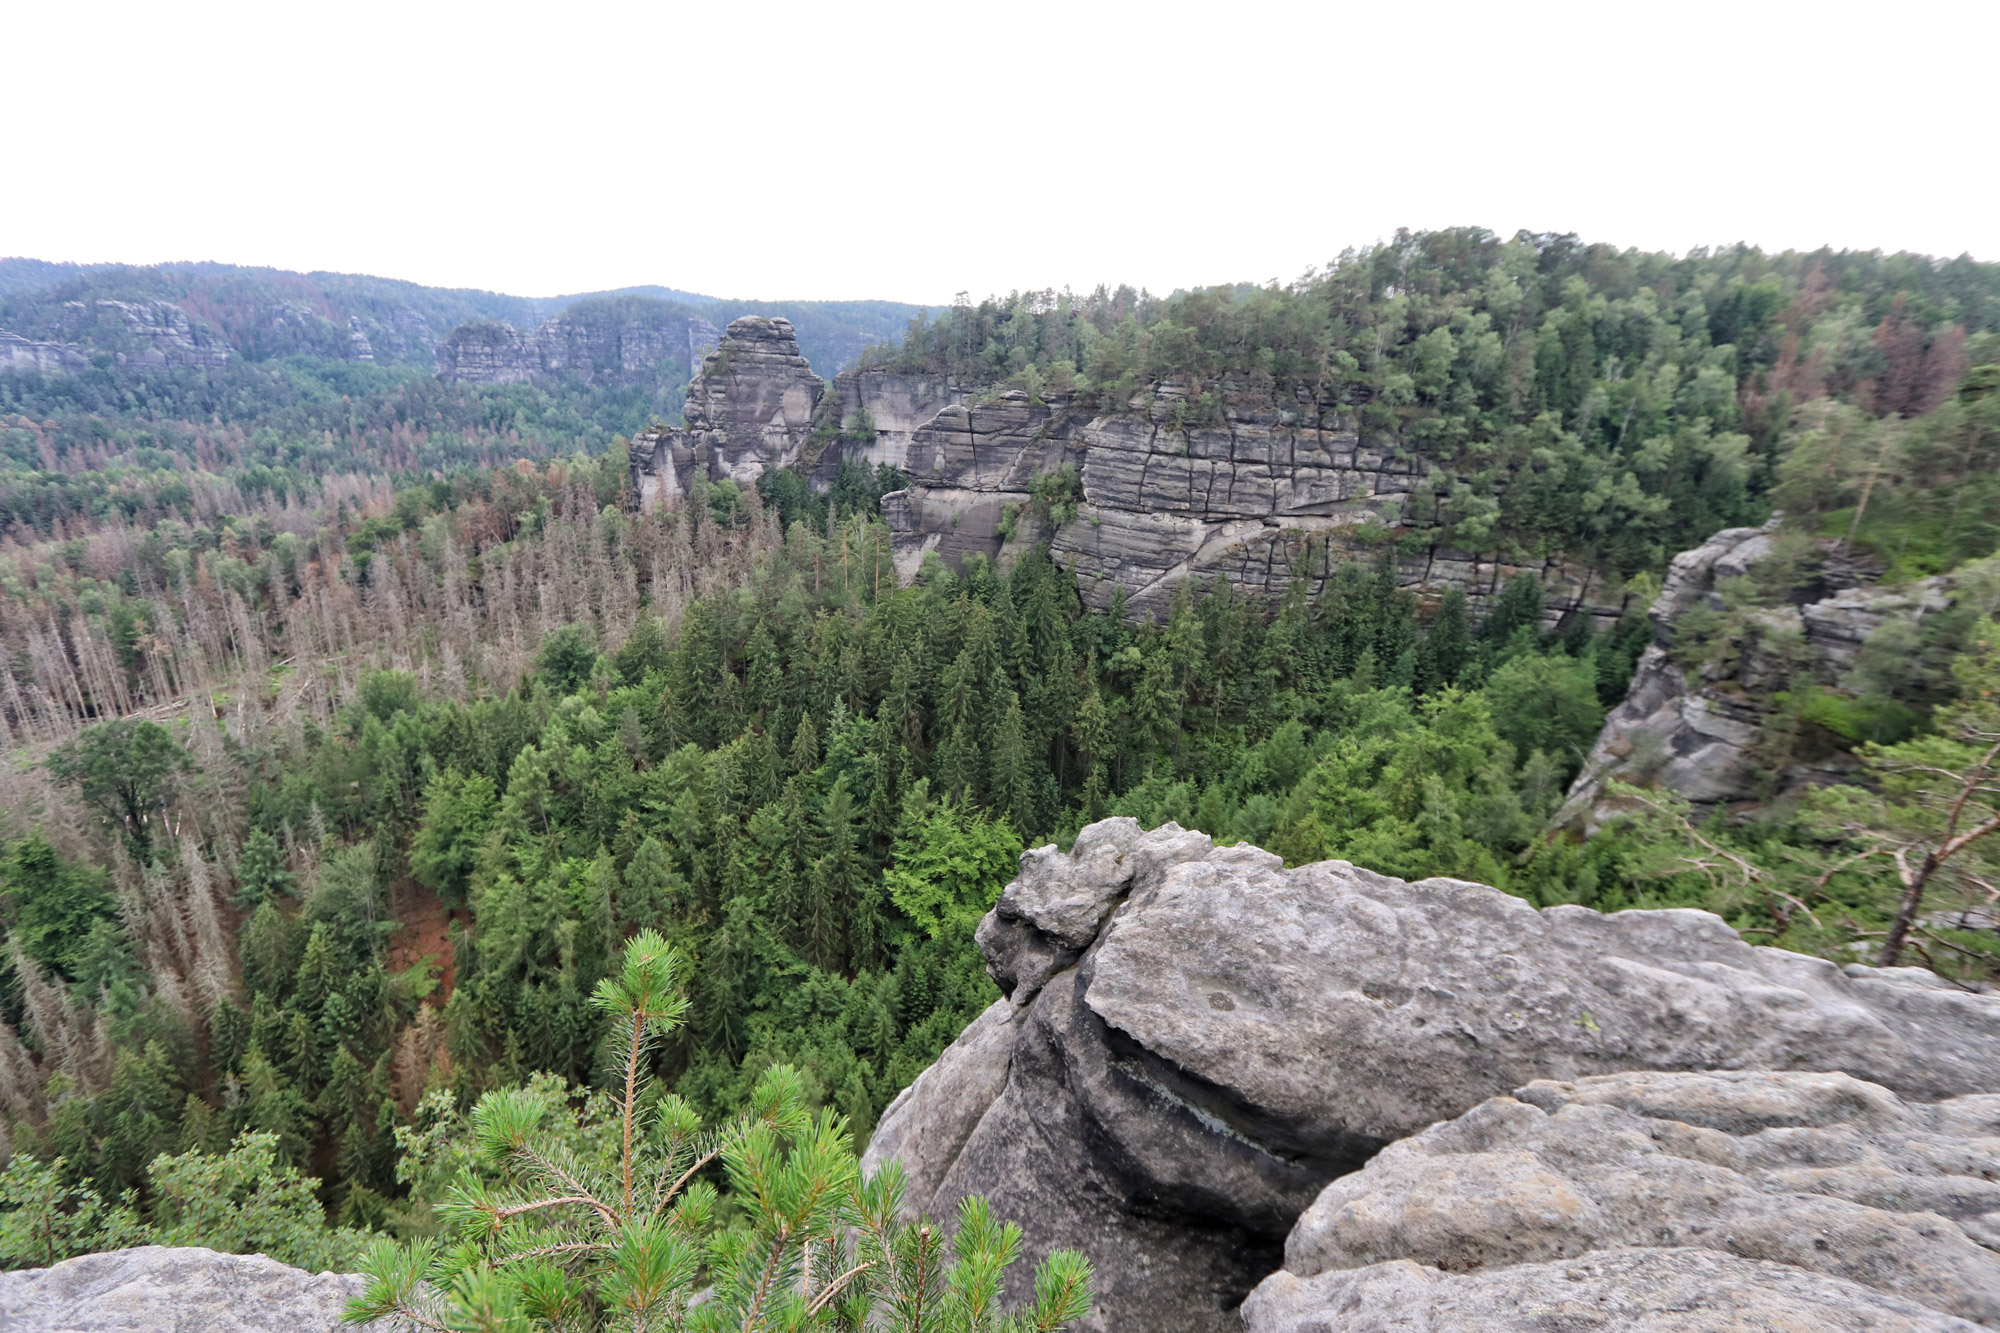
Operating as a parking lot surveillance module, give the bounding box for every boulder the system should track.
[1270,1069,2000,1327]
[1241,1248,1985,1333]
[0,1245,371,1332]
[863,818,2000,1332]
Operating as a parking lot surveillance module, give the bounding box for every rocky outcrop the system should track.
[1242,1248,1985,1332]
[1248,1068,2000,1330]
[630,317,832,504]
[631,346,1625,623]
[862,817,2000,1332]
[435,312,720,387]
[0,1245,371,1331]
[887,380,1623,622]
[1,301,232,375]
[1558,520,1960,828]
[0,330,92,374]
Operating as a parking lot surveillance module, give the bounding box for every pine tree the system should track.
[234,829,296,909]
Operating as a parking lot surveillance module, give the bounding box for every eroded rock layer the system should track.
[1263,1068,2000,1328]
[630,327,1629,624]
[862,817,2000,1333]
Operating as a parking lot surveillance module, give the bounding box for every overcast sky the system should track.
[8,0,1993,305]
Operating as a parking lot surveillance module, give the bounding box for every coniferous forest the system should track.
[2,229,1998,1276]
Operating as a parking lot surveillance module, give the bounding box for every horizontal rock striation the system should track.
[436,312,720,386]
[0,1245,373,1332]
[862,817,2000,1332]
[631,342,1626,624]
[1,300,233,375]
[0,329,92,374]
[1264,1068,2000,1328]
[630,316,825,505]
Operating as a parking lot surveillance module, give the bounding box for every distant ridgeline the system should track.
[636,229,2000,622]
[0,259,931,534]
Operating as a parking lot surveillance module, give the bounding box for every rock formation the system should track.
[861,817,2000,1332]
[0,1245,372,1332]
[1557,519,1965,828]
[1243,1248,1985,1332]
[435,311,721,387]
[0,329,92,374]
[1248,1067,2000,1330]
[631,326,1628,625]
[0,300,232,374]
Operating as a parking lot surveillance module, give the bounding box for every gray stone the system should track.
[629,316,827,500]
[628,339,1636,624]
[1241,1248,1984,1333]
[0,330,91,374]
[1560,518,1969,825]
[0,1245,373,1332]
[436,310,716,388]
[866,819,2000,1332]
[1282,1069,2000,1324]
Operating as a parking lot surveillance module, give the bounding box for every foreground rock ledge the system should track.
[1242,1248,1986,1333]
[863,818,2000,1333]
[1266,1068,2000,1329]
[0,1245,370,1332]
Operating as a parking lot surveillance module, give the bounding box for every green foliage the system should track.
[2,835,118,980]
[0,1154,145,1269]
[883,785,1023,940]
[1483,653,1607,772]
[0,1134,362,1273]
[347,933,1090,1332]
[45,719,189,856]
[145,1131,371,1271]
[413,769,500,907]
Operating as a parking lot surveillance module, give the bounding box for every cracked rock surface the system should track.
[1265,1068,2000,1328]
[864,818,2000,1332]
[0,1245,372,1332]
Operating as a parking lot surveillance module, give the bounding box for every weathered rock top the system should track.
[1252,1067,2000,1330]
[0,1245,372,1332]
[868,817,2000,1331]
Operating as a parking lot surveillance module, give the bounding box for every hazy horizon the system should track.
[7,0,1993,306]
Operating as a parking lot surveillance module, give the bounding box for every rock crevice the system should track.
[864,817,2000,1332]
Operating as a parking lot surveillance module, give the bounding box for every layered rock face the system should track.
[1558,520,1959,828]
[1249,1068,2000,1331]
[862,818,2000,1332]
[887,381,1621,623]
[0,300,233,374]
[0,329,92,373]
[630,317,827,505]
[631,340,1622,624]
[0,1245,372,1332]
[435,313,721,386]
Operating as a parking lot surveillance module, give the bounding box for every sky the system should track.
[7,0,1995,305]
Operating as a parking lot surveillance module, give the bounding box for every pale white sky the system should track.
[7,0,1993,305]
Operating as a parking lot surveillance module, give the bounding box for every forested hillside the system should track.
[1,228,1996,1270]
[0,261,930,545]
[871,231,1996,574]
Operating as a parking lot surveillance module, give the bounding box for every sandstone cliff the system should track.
[1556,520,1976,829]
[435,310,720,387]
[861,817,2000,1332]
[632,320,1629,626]
[0,299,233,373]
